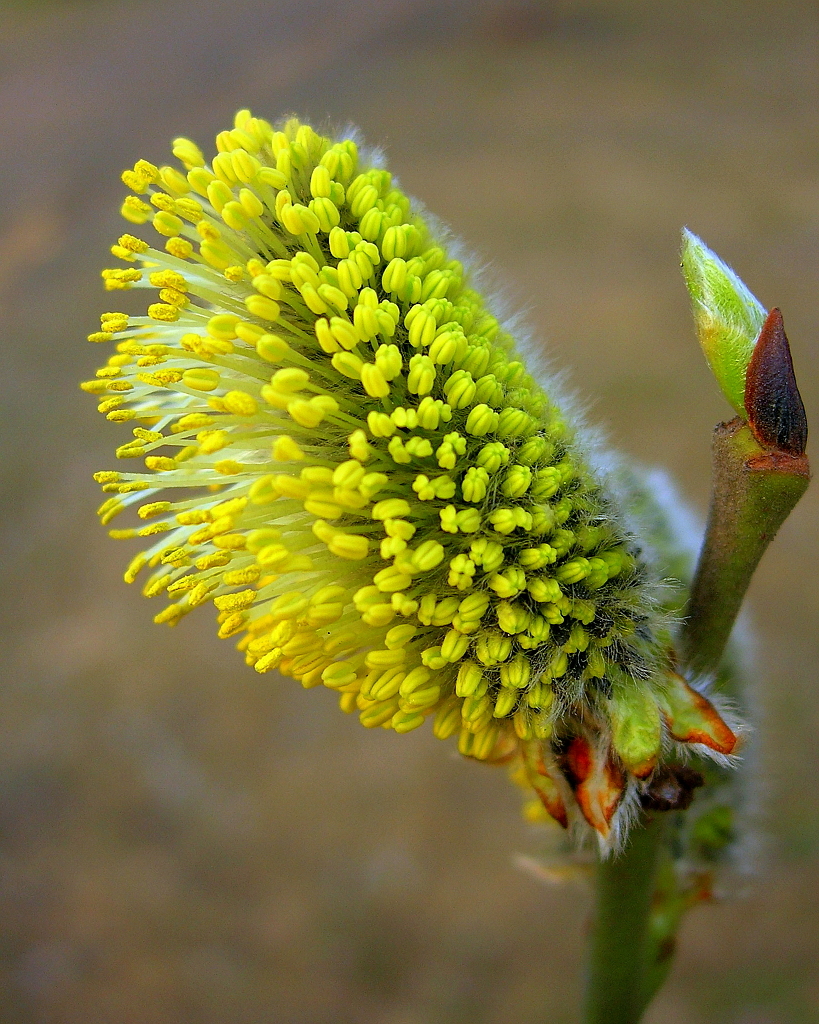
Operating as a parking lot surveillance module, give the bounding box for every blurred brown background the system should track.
[1,1,818,1021]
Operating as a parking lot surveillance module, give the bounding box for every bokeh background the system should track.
[2,1,818,1021]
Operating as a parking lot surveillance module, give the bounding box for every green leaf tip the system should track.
[680,228,767,416]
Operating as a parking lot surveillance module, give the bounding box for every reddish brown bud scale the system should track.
[745,307,808,457]
[640,765,704,812]
[561,736,625,838]
[563,734,592,784]
[660,673,738,755]
[523,742,569,828]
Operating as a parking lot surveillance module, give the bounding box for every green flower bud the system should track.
[680,228,766,416]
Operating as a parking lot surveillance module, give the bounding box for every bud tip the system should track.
[744,307,808,457]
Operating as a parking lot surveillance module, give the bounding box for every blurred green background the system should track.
[1,1,818,1021]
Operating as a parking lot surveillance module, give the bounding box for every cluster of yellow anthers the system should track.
[85,113,737,843]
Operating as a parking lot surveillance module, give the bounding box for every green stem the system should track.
[678,418,809,674]
[583,417,809,1024]
[638,849,696,1009]
[583,816,666,1024]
